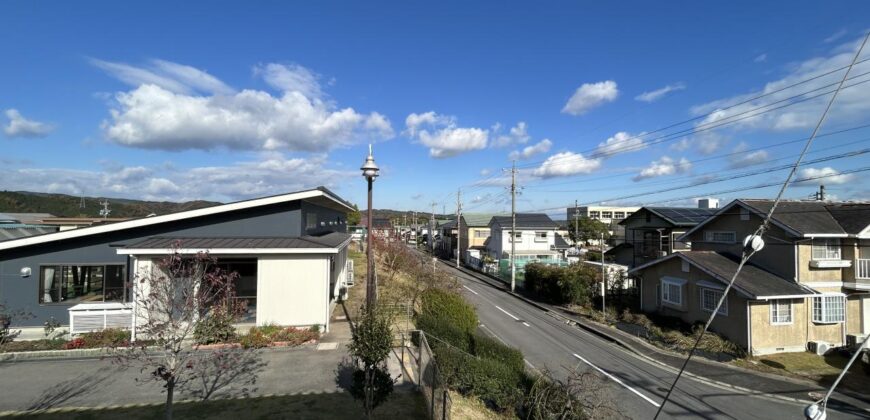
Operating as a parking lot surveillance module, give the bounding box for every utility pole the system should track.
[601,231,606,317]
[413,211,418,249]
[456,188,462,268]
[573,200,580,246]
[429,202,437,253]
[510,160,517,292]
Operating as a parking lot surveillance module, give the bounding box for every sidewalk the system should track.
[445,261,870,412]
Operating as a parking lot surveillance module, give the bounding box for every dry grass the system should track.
[449,391,515,420]
[734,351,870,395]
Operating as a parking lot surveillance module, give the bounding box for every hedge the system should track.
[470,332,525,373]
[419,288,477,334]
[524,263,596,305]
[432,342,525,411]
[415,312,471,352]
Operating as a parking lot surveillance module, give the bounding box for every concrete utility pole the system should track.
[429,202,437,253]
[600,231,606,316]
[413,211,418,249]
[510,160,517,292]
[573,200,580,246]
[456,188,462,268]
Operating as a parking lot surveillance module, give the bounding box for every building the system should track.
[566,205,639,244]
[630,199,870,355]
[435,213,502,263]
[361,217,393,239]
[486,214,564,276]
[0,187,354,337]
[610,206,719,267]
[0,213,59,241]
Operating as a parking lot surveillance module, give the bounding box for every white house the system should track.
[486,214,563,270]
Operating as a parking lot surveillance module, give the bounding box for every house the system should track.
[611,206,719,267]
[361,217,393,239]
[486,214,564,276]
[0,213,59,241]
[435,213,502,264]
[630,198,870,355]
[0,187,354,338]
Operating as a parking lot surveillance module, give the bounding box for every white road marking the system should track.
[522,322,531,327]
[494,305,519,320]
[524,359,536,369]
[572,353,661,408]
[462,285,479,295]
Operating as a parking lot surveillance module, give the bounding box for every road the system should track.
[431,257,868,420]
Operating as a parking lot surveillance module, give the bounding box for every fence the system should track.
[403,330,451,420]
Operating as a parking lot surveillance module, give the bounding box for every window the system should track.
[614,212,625,219]
[812,295,845,323]
[704,231,736,244]
[39,264,126,304]
[740,207,750,221]
[509,231,522,242]
[305,213,318,231]
[770,300,793,324]
[661,279,683,305]
[535,231,548,242]
[811,238,841,260]
[475,229,489,238]
[589,211,600,219]
[681,260,690,273]
[700,288,727,315]
[601,211,613,219]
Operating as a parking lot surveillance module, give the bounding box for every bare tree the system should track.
[524,367,624,419]
[115,245,260,420]
[0,302,33,347]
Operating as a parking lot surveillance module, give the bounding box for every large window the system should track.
[661,279,683,305]
[812,295,845,323]
[589,211,600,219]
[534,231,548,242]
[614,212,625,219]
[601,211,613,219]
[770,300,793,324]
[811,238,841,260]
[704,231,736,244]
[700,288,727,315]
[39,264,126,304]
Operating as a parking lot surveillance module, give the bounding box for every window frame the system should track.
[601,211,613,219]
[699,288,728,316]
[534,231,548,242]
[812,294,845,324]
[589,211,600,219]
[39,263,128,305]
[769,299,793,325]
[704,230,737,244]
[660,278,684,306]
[614,212,625,219]
[811,238,842,261]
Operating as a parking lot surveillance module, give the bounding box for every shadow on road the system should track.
[27,369,117,410]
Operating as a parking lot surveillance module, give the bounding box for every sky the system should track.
[2,1,870,217]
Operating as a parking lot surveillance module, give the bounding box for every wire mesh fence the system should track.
[403,330,451,420]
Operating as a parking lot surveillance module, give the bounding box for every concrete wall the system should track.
[257,255,329,329]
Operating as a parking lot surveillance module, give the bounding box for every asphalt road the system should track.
[432,258,868,420]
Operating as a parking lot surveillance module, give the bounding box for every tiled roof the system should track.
[490,213,557,229]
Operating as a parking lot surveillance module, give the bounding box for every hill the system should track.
[0,191,221,218]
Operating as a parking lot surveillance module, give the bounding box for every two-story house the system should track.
[608,207,719,268]
[486,214,563,276]
[629,199,870,355]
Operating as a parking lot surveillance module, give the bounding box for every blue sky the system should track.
[2,1,869,216]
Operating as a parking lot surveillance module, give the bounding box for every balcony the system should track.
[857,259,870,280]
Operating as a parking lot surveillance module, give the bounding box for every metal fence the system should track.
[403,330,451,420]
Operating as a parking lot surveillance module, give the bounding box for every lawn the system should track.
[734,351,870,395]
[9,391,426,420]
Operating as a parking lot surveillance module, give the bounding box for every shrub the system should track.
[73,328,130,348]
[525,263,595,305]
[470,333,524,373]
[432,342,523,411]
[239,328,272,349]
[63,337,85,350]
[271,327,319,345]
[194,305,238,345]
[419,288,477,334]
[416,312,471,352]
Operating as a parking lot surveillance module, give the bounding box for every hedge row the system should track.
[524,263,597,305]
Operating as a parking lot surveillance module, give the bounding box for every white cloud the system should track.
[509,139,552,160]
[480,168,491,176]
[754,53,768,63]
[99,60,393,152]
[797,167,854,185]
[595,131,645,157]
[3,109,54,138]
[0,153,355,202]
[728,142,769,168]
[695,132,728,155]
[633,156,691,181]
[405,112,488,158]
[635,82,686,103]
[824,29,848,44]
[690,35,870,133]
[533,152,602,178]
[491,122,531,148]
[561,80,619,115]
[92,58,233,95]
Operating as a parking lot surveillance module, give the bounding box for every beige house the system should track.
[630,199,870,355]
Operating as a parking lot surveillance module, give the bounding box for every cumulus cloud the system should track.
[728,142,769,168]
[405,111,488,158]
[635,82,686,103]
[797,166,854,185]
[509,139,552,160]
[595,131,646,157]
[0,153,355,202]
[3,109,54,138]
[533,152,601,178]
[491,122,531,148]
[561,80,619,115]
[754,53,768,63]
[97,60,393,152]
[633,156,691,181]
[690,35,870,132]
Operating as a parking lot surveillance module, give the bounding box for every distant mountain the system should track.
[361,209,451,225]
[0,191,221,218]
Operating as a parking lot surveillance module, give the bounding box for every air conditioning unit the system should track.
[808,341,832,356]
[846,334,868,350]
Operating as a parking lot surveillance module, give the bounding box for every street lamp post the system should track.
[361,144,380,312]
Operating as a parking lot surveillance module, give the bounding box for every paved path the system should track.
[431,256,870,420]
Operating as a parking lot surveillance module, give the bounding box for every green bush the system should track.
[525,263,596,305]
[239,329,272,349]
[416,312,471,352]
[432,342,523,411]
[419,288,477,334]
[194,305,238,345]
[470,333,524,373]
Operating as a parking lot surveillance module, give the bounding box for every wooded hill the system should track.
[0,191,220,218]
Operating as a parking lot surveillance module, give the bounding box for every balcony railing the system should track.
[857,259,870,280]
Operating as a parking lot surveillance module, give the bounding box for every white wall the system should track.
[499,229,555,253]
[257,255,329,329]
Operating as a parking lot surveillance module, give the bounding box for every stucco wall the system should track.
[257,255,328,329]
[797,242,845,283]
[749,299,807,353]
[846,294,865,335]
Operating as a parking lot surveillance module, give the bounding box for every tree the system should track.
[348,305,395,418]
[116,245,263,420]
[523,367,624,419]
[348,204,362,226]
[0,303,32,346]
[568,217,610,245]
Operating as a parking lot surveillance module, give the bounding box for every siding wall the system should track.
[257,255,329,328]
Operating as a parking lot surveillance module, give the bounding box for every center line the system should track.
[462,285,479,295]
[572,353,661,408]
[494,305,519,320]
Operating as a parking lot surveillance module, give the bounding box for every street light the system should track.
[361,144,380,311]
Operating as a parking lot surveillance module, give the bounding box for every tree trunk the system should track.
[165,378,175,420]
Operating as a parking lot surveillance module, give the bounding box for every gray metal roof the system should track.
[0,224,59,241]
[645,207,719,226]
[741,200,845,235]
[825,204,870,234]
[122,232,351,250]
[461,213,503,227]
[490,213,557,229]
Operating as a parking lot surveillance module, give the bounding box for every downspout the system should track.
[131,256,138,343]
[746,301,752,356]
[325,256,331,333]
